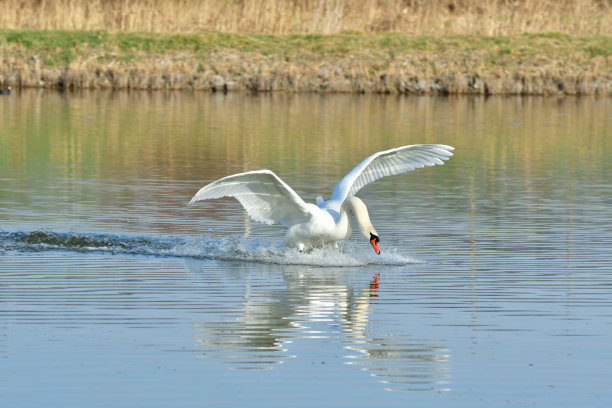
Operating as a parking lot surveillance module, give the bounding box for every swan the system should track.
[189,144,454,254]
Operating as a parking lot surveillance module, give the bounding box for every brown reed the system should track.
[0,0,610,36]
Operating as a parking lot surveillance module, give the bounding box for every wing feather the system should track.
[189,170,312,226]
[330,144,454,204]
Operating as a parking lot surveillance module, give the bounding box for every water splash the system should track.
[0,229,422,266]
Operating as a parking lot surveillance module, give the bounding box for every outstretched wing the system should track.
[189,170,312,226]
[330,144,455,204]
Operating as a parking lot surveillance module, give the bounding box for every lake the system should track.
[1,90,611,407]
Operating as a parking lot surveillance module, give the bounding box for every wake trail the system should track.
[0,229,422,267]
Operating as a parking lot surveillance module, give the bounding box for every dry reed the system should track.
[0,0,610,36]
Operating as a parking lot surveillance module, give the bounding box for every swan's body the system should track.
[190,144,454,253]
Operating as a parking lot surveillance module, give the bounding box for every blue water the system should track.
[1,91,612,407]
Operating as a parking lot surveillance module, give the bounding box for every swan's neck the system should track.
[342,196,378,239]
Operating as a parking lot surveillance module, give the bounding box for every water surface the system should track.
[1,91,611,407]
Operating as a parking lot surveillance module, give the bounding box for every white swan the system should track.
[189,144,454,254]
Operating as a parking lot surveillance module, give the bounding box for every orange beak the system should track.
[370,233,380,255]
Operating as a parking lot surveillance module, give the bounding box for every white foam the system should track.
[176,235,422,266]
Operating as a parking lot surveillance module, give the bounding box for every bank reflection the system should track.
[192,267,450,391]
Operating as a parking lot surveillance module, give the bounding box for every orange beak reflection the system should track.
[370,233,380,255]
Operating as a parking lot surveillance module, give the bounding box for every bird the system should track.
[189,144,454,254]
[0,86,11,95]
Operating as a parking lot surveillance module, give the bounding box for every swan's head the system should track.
[369,232,380,255]
[344,196,381,255]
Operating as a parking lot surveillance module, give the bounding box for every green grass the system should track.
[1,29,610,71]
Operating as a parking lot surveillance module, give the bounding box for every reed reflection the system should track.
[191,266,450,391]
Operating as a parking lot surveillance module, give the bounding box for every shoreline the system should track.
[1,31,611,95]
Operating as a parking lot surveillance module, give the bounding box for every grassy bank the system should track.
[1,30,611,95]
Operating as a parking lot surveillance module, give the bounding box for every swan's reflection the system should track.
[342,274,451,392]
[190,263,450,391]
